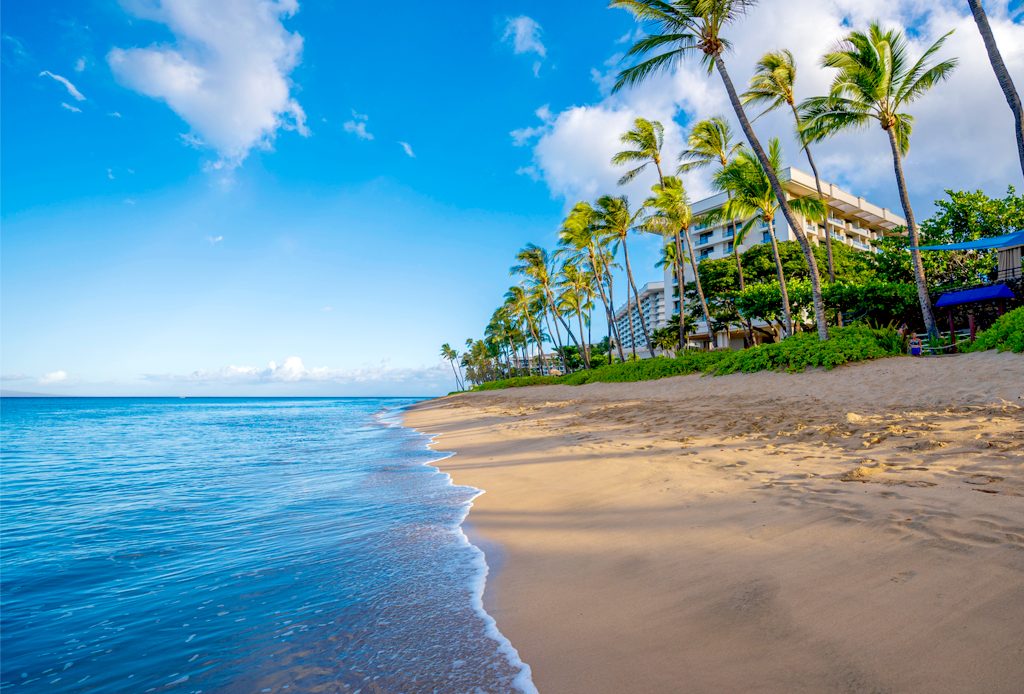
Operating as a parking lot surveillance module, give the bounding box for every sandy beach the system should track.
[405,352,1024,694]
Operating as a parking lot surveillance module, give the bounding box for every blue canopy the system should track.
[913,229,1024,251]
[935,284,1015,307]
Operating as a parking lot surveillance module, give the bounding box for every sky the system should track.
[2,0,1022,396]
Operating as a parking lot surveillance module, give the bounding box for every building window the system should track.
[761,231,772,243]
[699,232,713,245]
[723,228,734,238]
[726,241,734,252]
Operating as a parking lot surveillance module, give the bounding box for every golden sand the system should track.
[405,351,1024,693]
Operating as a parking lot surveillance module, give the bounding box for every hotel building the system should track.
[612,280,667,352]
[662,166,906,348]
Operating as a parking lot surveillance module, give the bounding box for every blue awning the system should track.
[913,229,1024,251]
[935,284,1015,307]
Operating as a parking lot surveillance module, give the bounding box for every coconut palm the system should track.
[510,243,584,361]
[557,259,595,368]
[641,177,717,347]
[742,49,837,285]
[439,343,464,390]
[612,117,667,185]
[610,0,830,340]
[559,202,627,362]
[715,139,825,338]
[799,23,958,338]
[967,0,1024,178]
[504,284,547,373]
[594,195,652,357]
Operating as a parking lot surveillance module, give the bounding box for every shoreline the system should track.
[404,352,1024,693]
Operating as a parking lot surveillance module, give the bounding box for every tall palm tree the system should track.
[715,139,825,338]
[742,49,837,286]
[677,116,747,303]
[641,177,717,347]
[594,195,652,357]
[612,117,667,184]
[510,243,584,359]
[967,0,1024,178]
[613,116,690,349]
[611,0,830,340]
[559,202,627,362]
[440,343,464,390]
[504,284,547,373]
[557,259,595,368]
[799,23,958,338]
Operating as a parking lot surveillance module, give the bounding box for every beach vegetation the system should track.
[960,307,1024,354]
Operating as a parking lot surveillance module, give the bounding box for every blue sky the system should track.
[2,0,1022,395]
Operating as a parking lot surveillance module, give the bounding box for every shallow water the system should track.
[1,397,532,693]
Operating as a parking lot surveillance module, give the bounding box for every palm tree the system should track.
[557,259,595,368]
[742,49,837,286]
[651,326,679,356]
[642,176,717,347]
[511,243,584,360]
[504,285,547,373]
[715,139,825,338]
[612,117,667,184]
[677,116,748,315]
[799,23,958,338]
[559,202,627,362]
[439,343,464,390]
[610,0,830,340]
[594,195,652,357]
[967,0,1024,178]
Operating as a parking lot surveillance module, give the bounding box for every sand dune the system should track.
[405,351,1024,694]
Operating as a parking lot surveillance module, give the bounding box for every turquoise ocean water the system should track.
[0,397,534,693]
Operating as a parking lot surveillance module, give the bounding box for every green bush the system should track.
[470,326,905,391]
[960,307,1024,354]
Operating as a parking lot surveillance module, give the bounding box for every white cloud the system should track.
[145,356,450,386]
[344,119,374,140]
[61,102,82,113]
[398,140,415,158]
[40,70,86,101]
[108,0,309,168]
[107,168,115,180]
[74,57,86,72]
[520,0,1024,215]
[503,15,546,74]
[179,132,205,148]
[39,370,68,385]
[108,110,122,118]
[206,234,224,244]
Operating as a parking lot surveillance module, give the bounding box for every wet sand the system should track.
[405,351,1024,693]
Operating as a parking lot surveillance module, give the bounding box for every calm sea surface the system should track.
[0,397,533,693]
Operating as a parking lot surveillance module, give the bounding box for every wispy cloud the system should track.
[39,370,68,385]
[205,235,224,244]
[108,110,122,118]
[108,0,309,168]
[40,70,86,101]
[74,57,86,72]
[61,102,82,113]
[144,356,448,386]
[343,110,374,141]
[398,141,415,158]
[107,168,115,180]
[503,16,546,58]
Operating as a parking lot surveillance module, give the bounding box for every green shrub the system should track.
[961,307,1024,354]
[473,375,562,390]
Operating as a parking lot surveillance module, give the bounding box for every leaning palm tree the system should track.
[510,243,584,360]
[612,117,667,184]
[557,259,595,368]
[799,23,958,338]
[594,195,652,357]
[559,202,627,362]
[715,139,825,338]
[742,49,837,285]
[967,0,1024,178]
[504,284,547,372]
[440,343,464,390]
[611,0,829,340]
[641,177,717,347]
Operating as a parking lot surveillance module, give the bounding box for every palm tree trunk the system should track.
[968,0,1024,179]
[714,55,829,341]
[767,218,793,338]
[727,193,754,346]
[621,238,653,356]
[575,305,591,368]
[623,279,638,360]
[672,231,687,349]
[527,317,547,374]
[886,127,938,338]
[791,104,837,286]
[448,359,463,390]
[547,287,583,353]
[680,225,717,349]
[544,311,567,374]
[604,268,627,362]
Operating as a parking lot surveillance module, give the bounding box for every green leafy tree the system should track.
[799,23,958,337]
[611,0,830,340]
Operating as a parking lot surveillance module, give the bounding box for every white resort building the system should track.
[613,280,666,352]
[662,166,906,349]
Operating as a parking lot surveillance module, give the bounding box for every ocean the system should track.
[0,397,534,693]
